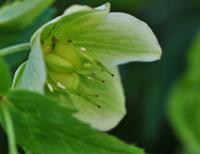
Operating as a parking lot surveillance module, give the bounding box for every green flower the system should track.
[13,3,162,131]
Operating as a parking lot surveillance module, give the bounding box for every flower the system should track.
[13,3,162,131]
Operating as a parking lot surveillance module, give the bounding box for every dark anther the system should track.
[51,36,59,49]
[111,74,114,77]
[67,39,72,43]
[97,104,101,109]
[102,80,105,83]
[48,31,52,36]
[95,94,99,97]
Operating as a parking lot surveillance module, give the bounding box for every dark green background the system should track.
[0,0,200,154]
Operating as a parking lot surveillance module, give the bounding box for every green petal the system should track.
[33,2,161,66]
[14,33,46,93]
[0,0,54,30]
[12,61,27,88]
[68,67,125,131]
[74,12,162,66]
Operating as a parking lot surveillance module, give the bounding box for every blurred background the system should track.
[0,0,200,154]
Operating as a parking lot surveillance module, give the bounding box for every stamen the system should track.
[95,61,115,77]
[47,83,54,92]
[56,82,66,90]
[80,47,87,52]
[87,74,105,83]
[67,39,72,43]
[51,36,59,49]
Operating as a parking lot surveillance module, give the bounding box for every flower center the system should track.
[41,36,113,108]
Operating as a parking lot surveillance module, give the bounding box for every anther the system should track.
[47,83,54,92]
[56,82,66,90]
[80,47,87,52]
[97,104,101,109]
[67,39,72,43]
[52,36,59,49]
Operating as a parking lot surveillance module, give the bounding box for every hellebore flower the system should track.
[13,3,162,131]
[0,0,54,30]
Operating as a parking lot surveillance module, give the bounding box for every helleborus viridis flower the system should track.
[0,0,54,30]
[12,3,162,131]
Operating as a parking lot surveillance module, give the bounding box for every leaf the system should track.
[0,101,18,154]
[0,58,11,95]
[187,32,200,83]
[5,90,144,154]
[168,32,200,154]
[168,77,200,154]
[0,0,54,30]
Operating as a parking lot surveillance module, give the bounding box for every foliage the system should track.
[168,32,200,154]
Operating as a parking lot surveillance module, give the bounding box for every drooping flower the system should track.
[13,3,162,131]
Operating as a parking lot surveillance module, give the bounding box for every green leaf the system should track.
[13,3,161,130]
[5,90,144,154]
[187,32,200,83]
[168,77,200,154]
[168,32,200,154]
[0,0,54,30]
[0,59,11,95]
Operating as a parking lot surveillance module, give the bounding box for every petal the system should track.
[36,3,161,67]
[14,33,46,93]
[68,67,126,131]
[73,12,162,66]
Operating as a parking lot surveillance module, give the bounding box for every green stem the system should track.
[1,103,18,154]
[0,43,30,57]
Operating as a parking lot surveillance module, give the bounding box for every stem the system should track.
[1,103,18,154]
[0,43,30,57]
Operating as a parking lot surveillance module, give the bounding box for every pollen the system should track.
[80,47,87,52]
[56,82,66,90]
[47,83,54,92]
